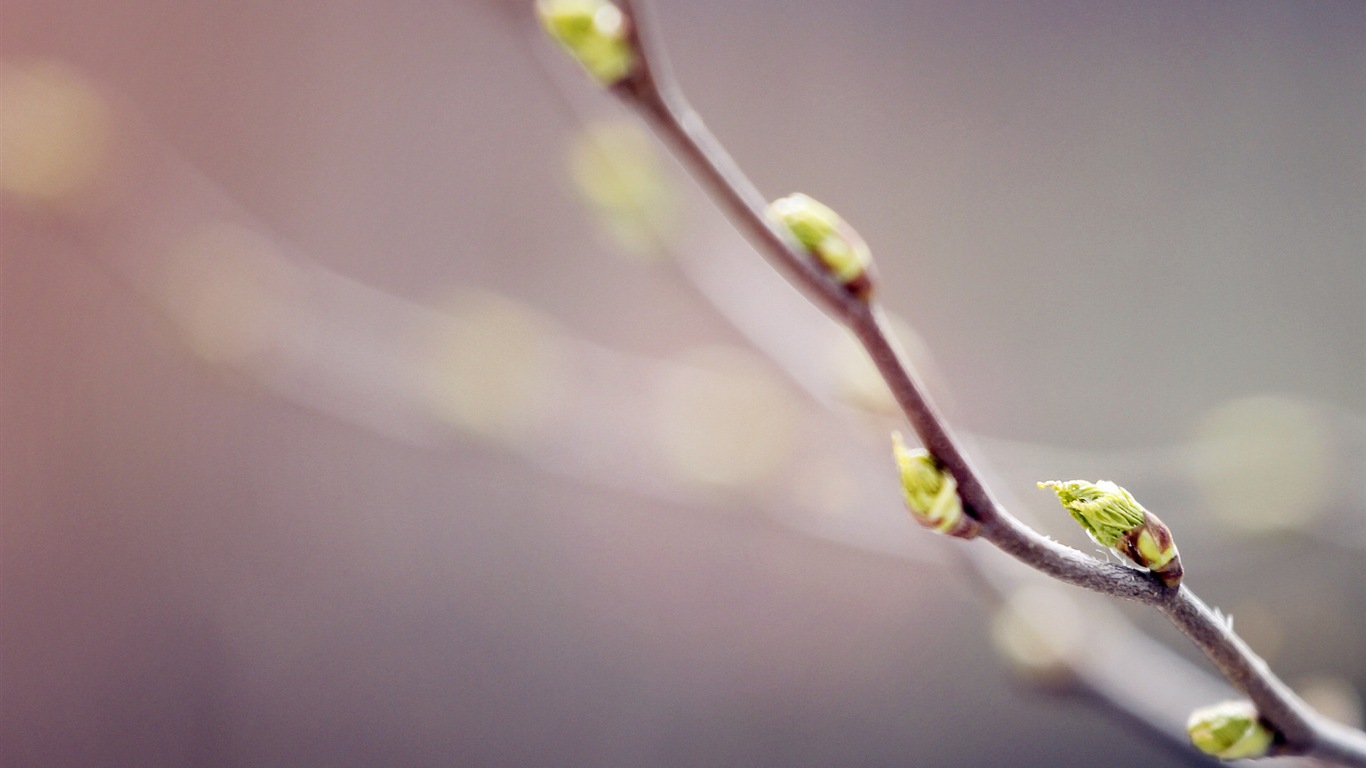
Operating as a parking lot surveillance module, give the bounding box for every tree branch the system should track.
[556,1,1366,764]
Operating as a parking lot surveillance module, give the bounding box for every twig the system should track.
[521,37,1214,763]
[555,1,1366,764]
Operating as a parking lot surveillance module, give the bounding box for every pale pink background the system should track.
[3,2,1363,766]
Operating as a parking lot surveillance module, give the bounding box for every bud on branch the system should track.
[767,193,873,299]
[892,432,978,539]
[1038,480,1183,587]
[536,0,637,86]
[1187,700,1276,760]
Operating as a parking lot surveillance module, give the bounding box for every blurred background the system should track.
[2,1,1363,766]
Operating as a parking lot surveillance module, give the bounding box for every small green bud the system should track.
[1187,700,1275,760]
[767,193,872,298]
[536,0,637,86]
[892,432,978,538]
[1038,480,1183,587]
[1038,479,1144,547]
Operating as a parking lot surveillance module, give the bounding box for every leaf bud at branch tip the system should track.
[536,0,637,86]
[1187,700,1275,760]
[767,193,873,299]
[1037,480,1183,587]
[892,432,978,539]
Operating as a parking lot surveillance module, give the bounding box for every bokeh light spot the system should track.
[0,59,112,207]
[655,346,799,490]
[421,290,568,443]
[161,223,294,366]
[991,584,1084,683]
[1187,395,1332,533]
[568,120,679,259]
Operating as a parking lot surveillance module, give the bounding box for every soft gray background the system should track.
[3,2,1363,766]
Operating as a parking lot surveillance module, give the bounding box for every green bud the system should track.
[1038,480,1183,587]
[892,432,978,538]
[1187,700,1275,760]
[767,193,872,298]
[536,0,637,86]
[1038,480,1144,547]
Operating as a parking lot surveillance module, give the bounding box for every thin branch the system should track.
[593,1,1366,764]
[524,43,1216,765]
